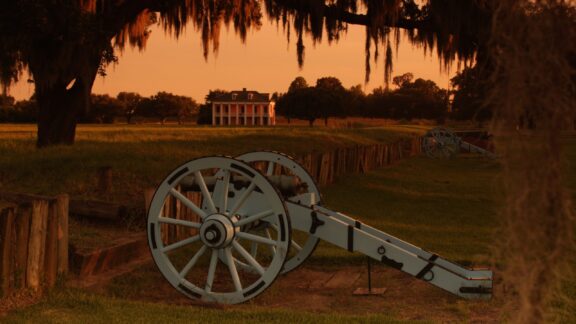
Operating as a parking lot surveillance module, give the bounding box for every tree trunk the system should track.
[308,119,315,127]
[36,81,87,147]
[324,117,329,126]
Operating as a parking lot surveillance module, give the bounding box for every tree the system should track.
[287,76,308,93]
[290,87,323,127]
[0,1,263,146]
[86,94,122,124]
[450,66,491,125]
[0,1,493,147]
[346,84,366,117]
[205,89,229,104]
[392,73,414,88]
[315,77,346,125]
[117,92,143,124]
[138,92,197,124]
[196,104,212,125]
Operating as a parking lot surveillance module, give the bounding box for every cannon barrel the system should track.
[179,174,305,196]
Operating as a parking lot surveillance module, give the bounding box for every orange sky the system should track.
[10,20,456,102]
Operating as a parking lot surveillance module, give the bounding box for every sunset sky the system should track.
[10,19,456,102]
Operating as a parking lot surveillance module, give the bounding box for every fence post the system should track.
[0,205,16,297]
[27,200,49,291]
[55,194,69,279]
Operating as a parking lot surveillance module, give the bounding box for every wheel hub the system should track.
[200,214,235,248]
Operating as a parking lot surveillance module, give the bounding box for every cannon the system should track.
[147,152,493,304]
[422,127,496,159]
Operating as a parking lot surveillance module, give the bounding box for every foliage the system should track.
[0,96,37,123]
[486,1,576,321]
[450,67,491,123]
[117,92,143,124]
[392,73,414,88]
[137,92,198,124]
[84,94,123,124]
[277,74,449,123]
[288,76,308,93]
[205,89,229,103]
[196,104,212,125]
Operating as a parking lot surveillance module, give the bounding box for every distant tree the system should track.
[392,73,414,88]
[450,66,491,125]
[346,84,366,116]
[87,94,122,123]
[398,78,448,120]
[117,92,143,124]
[315,77,346,125]
[138,92,198,124]
[205,89,229,103]
[0,96,37,123]
[288,76,308,93]
[366,88,394,118]
[196,104,212,125]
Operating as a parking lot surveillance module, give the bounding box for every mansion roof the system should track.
[212,89,271,103]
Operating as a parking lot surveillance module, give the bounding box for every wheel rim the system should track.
[423,127,461,159]
[234,151,320,274]
[147,157,291,304]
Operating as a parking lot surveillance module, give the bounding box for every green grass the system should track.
[3,289,406,324]
[2,126,574,322]
[314,155,501,265]
[0,124,416,203]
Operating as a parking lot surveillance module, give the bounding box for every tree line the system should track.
[275,69,489,126]
[0,92,199,124]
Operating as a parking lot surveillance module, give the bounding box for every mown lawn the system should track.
[1,126,574,322]
[0,124,421,203]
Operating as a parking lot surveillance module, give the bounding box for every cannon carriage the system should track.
[147,151,493,304]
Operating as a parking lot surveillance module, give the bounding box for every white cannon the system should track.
[147,152,493,304]
[422,127,496,159]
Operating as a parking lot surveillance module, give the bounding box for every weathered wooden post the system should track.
[27,200,49,291]
[0,204,16,297]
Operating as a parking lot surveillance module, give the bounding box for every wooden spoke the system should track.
[162,235,200,253]
[232,241,265,275]
[159,217,201,228]
[229,181,256,216]
[236,232,277,246]
[179,245,207,278]
[224,247,243,292]
[205,249,219,293]
[170,189,207,219]
[235,209,274,227]
[194,171,217,214]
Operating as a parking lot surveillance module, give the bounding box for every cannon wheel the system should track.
[147,156,291,304]
[235,151,321,274]
[422,127,461,159]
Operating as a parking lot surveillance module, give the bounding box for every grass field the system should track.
[1,125,574,322]
[0,124,423,203]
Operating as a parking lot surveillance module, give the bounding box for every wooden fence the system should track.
[295,136,422,186]
[0,194,69,297]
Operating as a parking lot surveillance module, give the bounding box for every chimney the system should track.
[243,88,247,92]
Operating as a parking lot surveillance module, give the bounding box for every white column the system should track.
[220,105,224,125]
[243,103,247,125]
[228,105,232,125]
[236,104,239,126]
[259,105,263,125]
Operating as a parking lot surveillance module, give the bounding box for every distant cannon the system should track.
[422,127,496,159]
[147,152,492,304]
